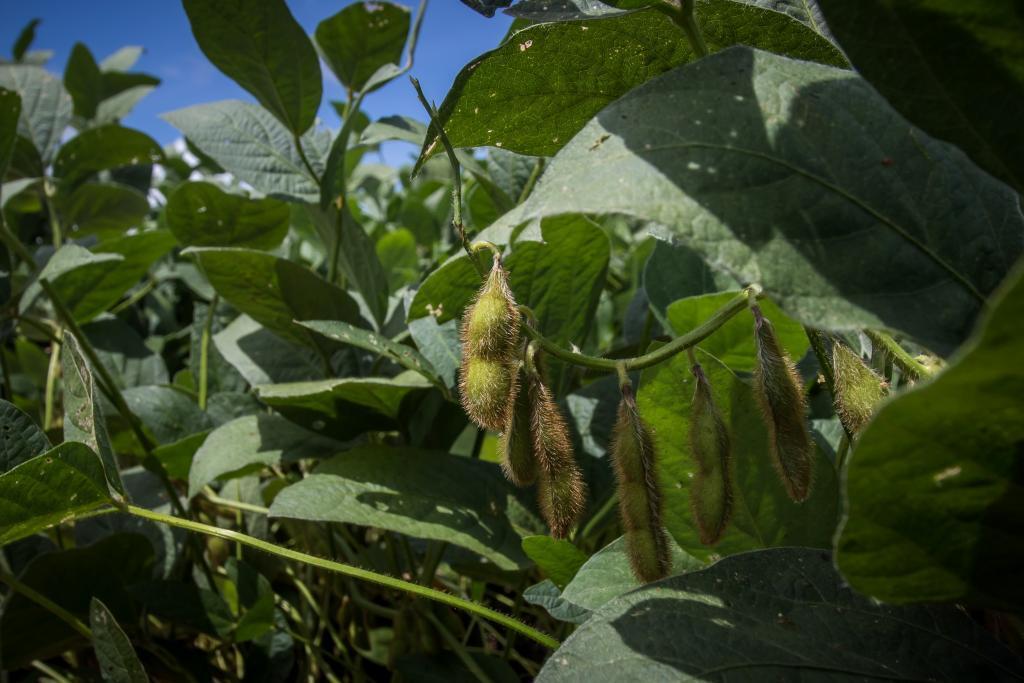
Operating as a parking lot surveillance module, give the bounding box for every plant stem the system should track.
[42,180,63,249]
[676,0,709,57]
[580,491,618,541]
[421,607,495,683]
[521,287,758,373]
[864,330,933,380]
[198,295,219,410]
[0,569,92,639]
[0,214,36,270]
[43,330,62,431]
[122,504,560,650]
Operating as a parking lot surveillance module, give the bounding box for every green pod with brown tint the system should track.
[689,361,733,545]
[751,305,814,502]
[610,382,671,583]
[459,354,515,431]
[460,261,520,362]
[498,361,539,486]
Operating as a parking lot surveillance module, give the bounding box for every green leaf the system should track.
[818,0,1024,194]
[20,245,125,322]
[521,536,588,588]
[94,231,176,291]
[299,320,441,387]
[376,228,419,291]
[407,316,461,390]
[836,259,1024,611]
[61,182,150,237]
[182,0,322,135]
[0,398,50,472]
[304,204,390,325]
[0,87,20,179]
[185,247,364,351]
[408,252,491,325]
[90,598,148,683]
[269,446,530,570]
[52,124,161,184]
[163,100,327,201]
[61,332,126,498]
[166,181,289,249]
[0,443,114,547]
[254,373,431,439]
[637,341,838,560]
[535,547,1024,682]
[12,19,40,61]
[187,414,344,498]
[0,534,154,669]
[667,292,809,374]
[99,46,143,72]
[212,315,324,386]
[526,536,703,624]
[64,42,103,119]
[0,65,72,164]
[53,125,163,183]
[153,431,208,482]
[359,115,426,146]
[643,240,737,324]
[489,47,1024,355]
[419,2,843,162]
[82,317,169,390]
[94,84,156,126]
[315,1,410,93]
[225,559,276,643]
[121,385,213,445]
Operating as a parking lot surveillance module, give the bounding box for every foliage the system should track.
[0,0,1021,680]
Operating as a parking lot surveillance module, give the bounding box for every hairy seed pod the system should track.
[459,355,514,431]
[610,384,671,583]
[498,362,538,486]
[529,372,586,538]
[689,362,733,545]
[460,261,521,361]
[831,341,888,435]
[751,305,814,502]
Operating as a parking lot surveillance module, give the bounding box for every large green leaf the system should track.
[53,125,163,183]
[504,214,610,348]
[90,598,148,683]
[63,42,159,122]
[521,535,588,588]
[19,245,125,323]
[0,398,50,472]
[315,1,410,93]
[0,88,19,178]
[536,547,1024,682]
[61,182,150,237]
[93,230,177,294]
[299,320,442,387]
[0,65,72,164]
[121,386,212,446]
[254,373,431,439]
[637,341,838,560]
[418,1,843,162]
[212,315,324,386]
[182,0,322,135]
[162,100,329,202]
[166,181,289,249]
[836,259,1024,611]
[0,534,154,669]
[83,317,169,390]
[643,240,737,324]
[61,332,126,497]
[489,47,1024,355]
[304,204,390,325]
[184,247,364,351]
[11,19,40,62]
[269,446,530,570]
[407,316,461,390]
[188,414,344,498]
[818,0,1024,194]
[0,443,114,547]
[407,252,492,325]
[525,535,703,624]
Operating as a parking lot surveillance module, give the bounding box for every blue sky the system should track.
[0,1,513,167]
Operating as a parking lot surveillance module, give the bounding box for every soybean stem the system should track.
[864,330,933,380]
[0,569,92,639]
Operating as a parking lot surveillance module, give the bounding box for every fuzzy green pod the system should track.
[689,362,733,545]
[530,373,586,539]
[498,362,539,486]
[610,384,671,583]
[751,305,814,502]
[831,341,888,435]
[459,355,514,431]
[460,261,520,361]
